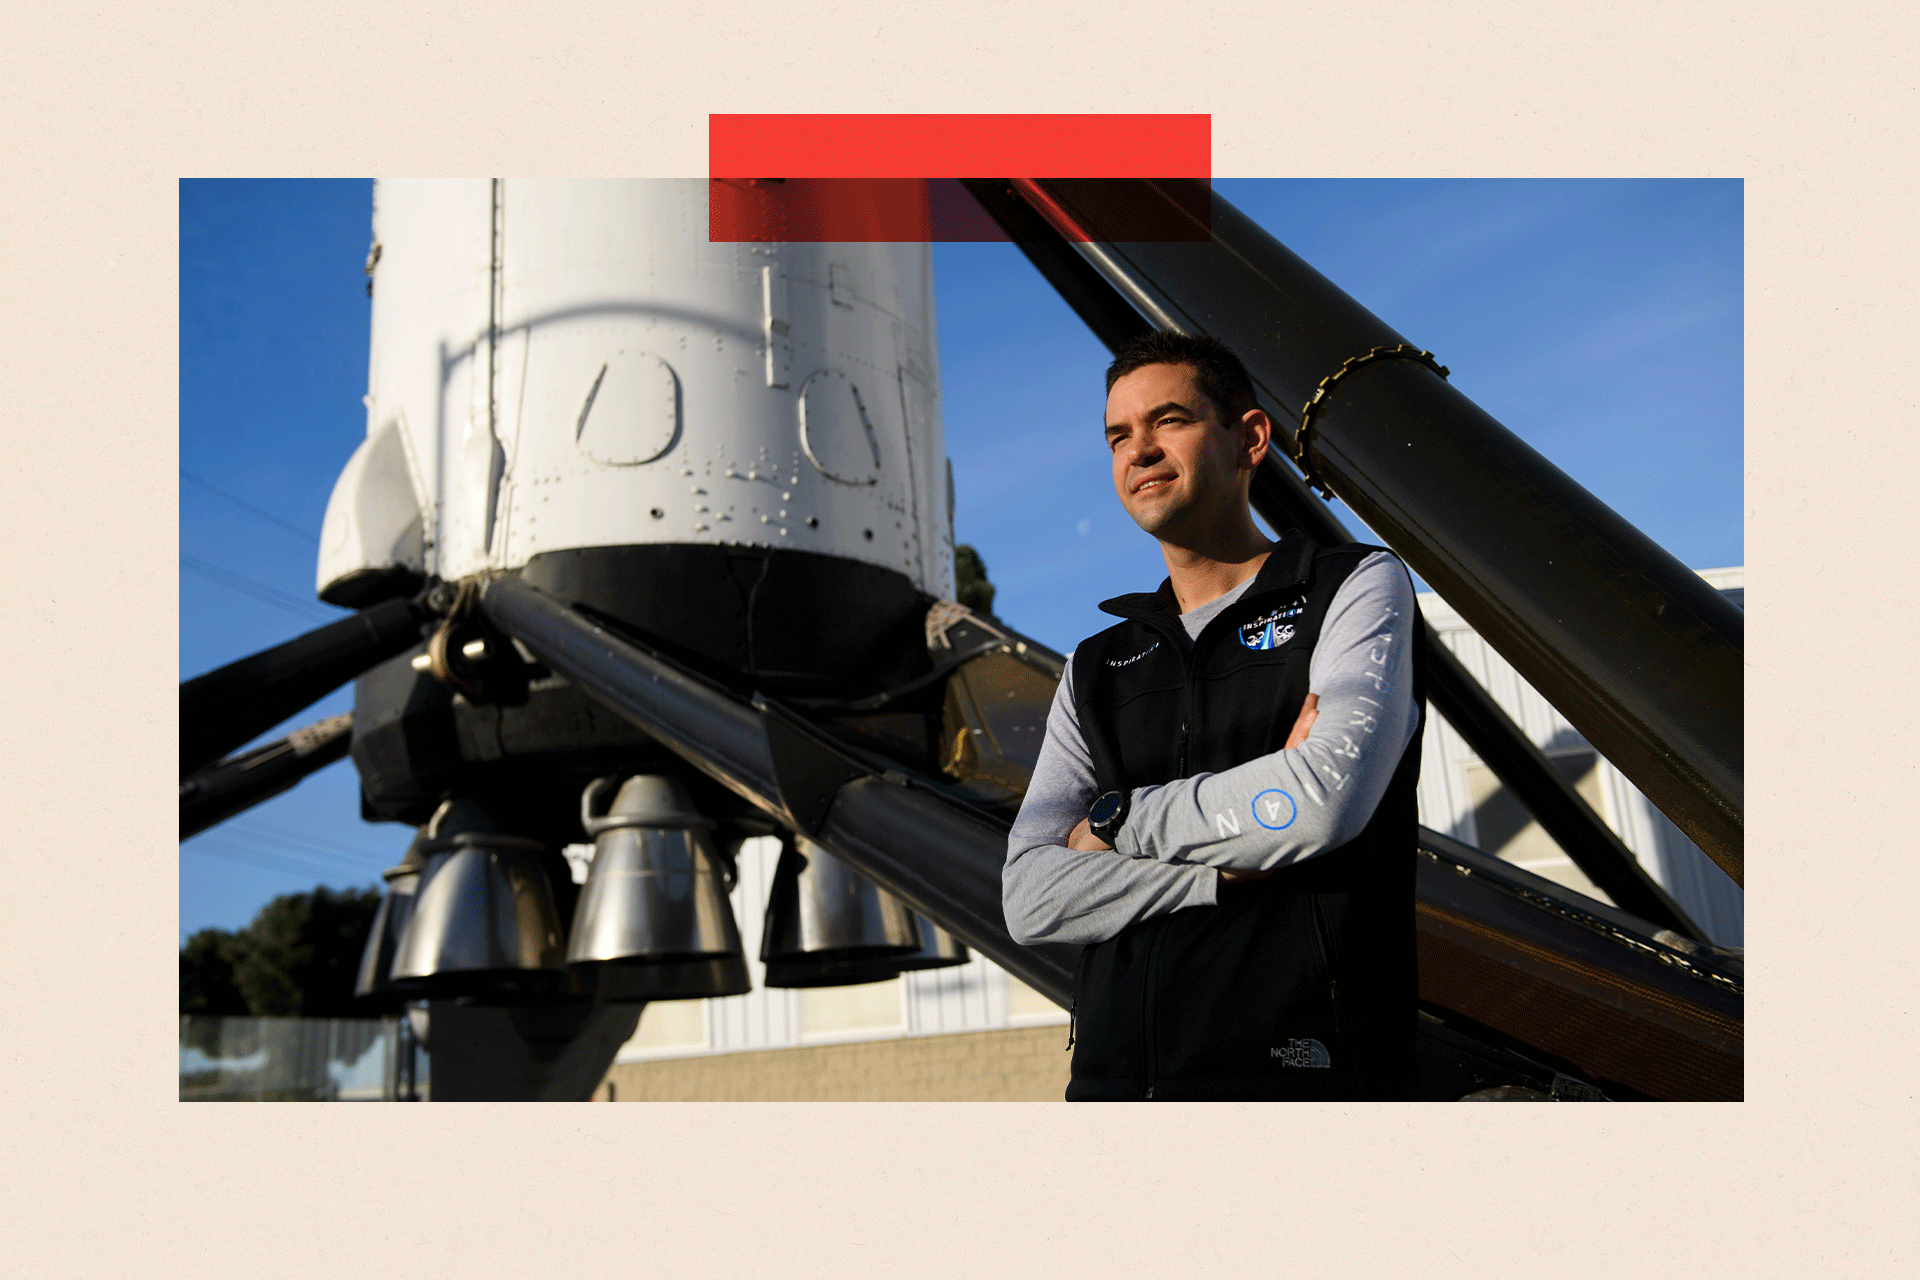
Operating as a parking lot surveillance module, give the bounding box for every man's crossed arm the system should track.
[1063,692,1321,884]
[1002,552,1418,947]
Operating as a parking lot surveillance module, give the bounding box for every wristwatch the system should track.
[1086,790,1130,843]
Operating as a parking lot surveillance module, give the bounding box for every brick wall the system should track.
[597,1024,1073,1101]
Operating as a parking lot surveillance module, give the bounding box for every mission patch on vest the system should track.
[1238,599,1306,650]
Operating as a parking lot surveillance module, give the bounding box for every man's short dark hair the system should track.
[1104,332,1258,424]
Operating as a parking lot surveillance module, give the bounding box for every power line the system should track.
[180,469,320,543]
[180,554,338,623]
[225,816,390,859]
[186,831,379,874]
[205,812,390,863]
[213,834,387,878]
[183,838,385,887]
[221,816,399,869]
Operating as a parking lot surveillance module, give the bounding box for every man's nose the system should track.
[1125,431,1163,466]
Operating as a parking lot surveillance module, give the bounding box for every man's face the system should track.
[1105,362,1260,543]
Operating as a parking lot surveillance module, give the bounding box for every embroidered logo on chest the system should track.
[1106,640,1161,667]
[1238,601,1305,651]
[1271,1038,1332,1068]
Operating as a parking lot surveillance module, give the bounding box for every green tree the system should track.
[179,927,248,1016]
[180,886,383,1019]
[232,885,383,1018]
[954,544,996,617]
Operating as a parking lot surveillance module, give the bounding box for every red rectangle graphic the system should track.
[709,115,1211,242]
[709,114,1209,180]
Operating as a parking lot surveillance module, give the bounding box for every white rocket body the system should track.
[319,179,955,604]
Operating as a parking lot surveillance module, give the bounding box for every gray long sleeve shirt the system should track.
[1002,550,1419,947]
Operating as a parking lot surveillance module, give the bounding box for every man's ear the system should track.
[1238,408,1272,470]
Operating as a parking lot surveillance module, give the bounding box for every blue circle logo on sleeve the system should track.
[1252,789,1297,830]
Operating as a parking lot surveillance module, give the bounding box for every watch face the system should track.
[1088,792,1123,827]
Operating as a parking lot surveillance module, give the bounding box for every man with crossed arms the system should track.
[1002,331,1424,1101]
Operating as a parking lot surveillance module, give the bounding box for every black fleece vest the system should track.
[1065,531,1424,1101]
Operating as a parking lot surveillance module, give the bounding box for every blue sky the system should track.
[178,178,1742,943]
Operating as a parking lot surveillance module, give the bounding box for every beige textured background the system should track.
[602,1026,1074,1101]
[2,1,1909,1274]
